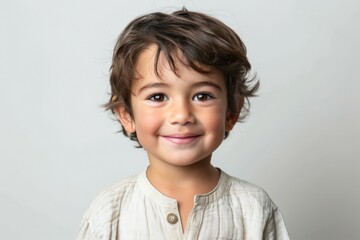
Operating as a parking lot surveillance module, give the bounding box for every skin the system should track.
[116,45,239,232]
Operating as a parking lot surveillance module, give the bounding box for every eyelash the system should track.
[147,93,168,102]
[193,92,215,101]
[147,92,215,102]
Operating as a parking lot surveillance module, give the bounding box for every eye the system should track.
[193,93,214,101]
[147,93,168,102]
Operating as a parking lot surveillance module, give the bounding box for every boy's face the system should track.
[117,45,238,168]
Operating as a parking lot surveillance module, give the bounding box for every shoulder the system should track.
[224,172,277,212]
[96,174,137,200]
[77,174,140,239]
[87,174,138,216]
[221,172,290,239]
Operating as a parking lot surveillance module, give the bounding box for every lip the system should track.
[161,133,201,144]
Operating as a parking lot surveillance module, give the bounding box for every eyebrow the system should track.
[192,81,223,92]
[137,82,169,94]
[137,80,223,94]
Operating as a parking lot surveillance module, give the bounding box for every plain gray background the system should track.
[1,0,359,239]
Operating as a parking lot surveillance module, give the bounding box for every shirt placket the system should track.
[164,204,183,240]
[183,199,206,240]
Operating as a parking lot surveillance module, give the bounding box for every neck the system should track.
[146,157,220,198]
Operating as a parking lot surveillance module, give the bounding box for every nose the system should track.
[169,99,195,126]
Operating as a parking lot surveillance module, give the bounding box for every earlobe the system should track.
[115,105,136,133]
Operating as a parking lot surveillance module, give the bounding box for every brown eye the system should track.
[193,93,214,101]
[148,94,168,102]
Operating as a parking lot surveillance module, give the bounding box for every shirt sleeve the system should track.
[263,207,290,240]
[76,205,100,240]
[76,211,100,240]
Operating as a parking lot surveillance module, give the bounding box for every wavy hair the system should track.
[104,8,259,145]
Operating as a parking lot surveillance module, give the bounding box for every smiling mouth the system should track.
[161,134,201,144]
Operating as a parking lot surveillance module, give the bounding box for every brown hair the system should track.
[105,8,259,145]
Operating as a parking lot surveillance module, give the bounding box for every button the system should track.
[166,213,178,224]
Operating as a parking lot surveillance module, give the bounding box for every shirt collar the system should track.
[137,168,231,207]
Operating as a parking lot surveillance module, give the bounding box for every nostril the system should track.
[170,113,196,126]
[181,120,193,126]
[168,101,196,125]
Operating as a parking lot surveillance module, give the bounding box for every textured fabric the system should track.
[77,170,290,240]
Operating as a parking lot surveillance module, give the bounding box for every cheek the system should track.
[133,108,162,135]
[209,116,226,135]
[201,107,227,133]
[133,115,161,149]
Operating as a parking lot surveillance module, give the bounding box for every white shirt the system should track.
[77,170,290,240]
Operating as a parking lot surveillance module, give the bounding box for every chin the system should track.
[169,156,211,167]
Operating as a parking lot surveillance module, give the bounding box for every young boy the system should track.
[78,9,290,240]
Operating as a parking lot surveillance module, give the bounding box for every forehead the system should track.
[133,44,223,84]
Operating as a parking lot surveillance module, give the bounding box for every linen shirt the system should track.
[77,170,290,240]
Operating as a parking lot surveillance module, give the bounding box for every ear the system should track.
[225,111,240,132]
[225,97,244,131]
[115,105,136,133]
